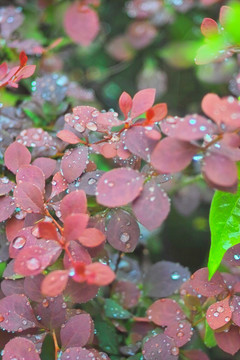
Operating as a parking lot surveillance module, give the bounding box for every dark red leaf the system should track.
[0,196,15,222]
[32,157,56,179]
[112,281,140,309]
[106,209,140,252]
[132,179,170,230]
[63,241,92,269]
[189,268,226,297]
[14,183,44,213]
[74,170,104,196]
[147,299,185,326]
[151,138,197,173]
[4,142,31,174]
[24,274,44,302]
[183,349,210,360]
[60,314,94,348]
[144,261,190,298]
[131,88,156,119]
[60,347,106,360]
[97,168,144,207]
[60,190,87,221]
[19,51,28,66]
[64,279,98,303]
[142,333,179,360]
[1,279,25,297]
[61,146,88,183]
[64,2,99,46]
[215,326,240,355]
[119,91,132,118]
[3,337,41,360]
[34,295,67,330]
[164,320,193,347]
[0,294,38,332]
[38,222,59,241]
[64,213,89,242]
[41,270,69,297]
[230,295,240,326]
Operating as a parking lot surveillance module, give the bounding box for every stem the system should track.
[45,208,64,235]
[52,330,60,360]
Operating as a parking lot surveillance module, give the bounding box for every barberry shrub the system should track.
[0,1,239,360]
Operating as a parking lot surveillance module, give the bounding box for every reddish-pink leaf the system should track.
[201,18,218,37]
[132,179,170,230]
[112,281,140,309]
[41,270,69,297]
[206,297,232,330]
[1,279,25,297]
[142,333,179,360]
[14,183,44,213]
[0,196,15,222]
[164,320,193,347]
[17,128,55,148]
[106,209,140,252]
[147,299,185,326]
[119,91,132,118]
[85,262,115,286]
[78,227,105,248]
[64,213,89,242]
[60,190,87,221]
[97,168,144,207]
[64,279,98,303]
[63,241,92,269]
[50,172,68,198]
[38,222,59,241]
[151,138,197,173]
[127,21,157,50]
[24,274,44,302]
[125,126,161,162]
[3,337,41,360]
[60,314,94,348]
[61,347,107,360]
[57,129,81,144]
[61,146,88,183]
[146,103,168,124]
[64,2,99,46]
[16,64,36,80]
[189,268,226,297]
[16,165,45,192]
[215,326,240,355]
[32,157,56,179]
[14,243,61,276]
[131,88,156,119]
[9,227,39,259]
[74,170,104,196]
[4,142,31,174]
[0,177,15,196]
[0,294,37,332]
[0,62,8,80]
[35,295,67,330]
[230,295,240,326]
[183,349,210,360]
[203,153,237,187]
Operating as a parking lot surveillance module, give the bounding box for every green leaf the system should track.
[204,321,217,348]
[0,262,6,277]
[40,334,55,360]
[104,299,131,319]
[94,317,120,355]
[208,185,240,278]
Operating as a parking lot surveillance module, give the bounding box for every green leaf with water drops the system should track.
[204,321,217,348]
[128,355,144,360]
[94,317,120,355]
[104,299,132,319]
[208,182,240,279]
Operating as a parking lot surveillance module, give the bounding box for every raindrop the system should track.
[217,306,224,313]
[108,181,114,187]
[189,118,196,125]
[234,254,240,260]
[7,16,14,23]
[171,271,181,280]
[12,236,26,250]
[1,177,9,184]
[171,347,179,356]
[213,312,219,317]
[26,258,41,271]
[88,178,97,185]
[42,299,49,308]
[86,122,97,131]
[225,316,230,322]
[120,232,130,243]
[74,123,85,132]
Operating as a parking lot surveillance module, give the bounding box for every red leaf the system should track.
[106,209,140,252]
[24,274,44,302]
[131,88,156,119]
[16,165,45,192]
[215,326,240,355]
[164,320,193,347]
[78,228,105,248]
[0,294,37,332]
[50,172,68,198]
[3,337,41,360]
[85,262,115,286]
[61,347,107,360]
[61,146,88,183]
[35,295,67,330]
[146,103,168,124]
[132,179,170,230]
[14,183,44,213]
[1,279,25,297]
[19,51,28,66]
[230,295,240,326]
[206,296,232,330]
[64,2,99,46]
[4,142,31,174]
[38,222,59,242]
[151,138,197,173]
[0,177,14,196]
[32,157,56,179]
[147,299,185,326]
[183,349,210,360]
[41,270,69,297]
[57,129,81,144]
[96,168,144,207]
[60,190,87,221]
[17,128,55,148]
[64,213,89,242]
[189,268,226,297]
[142,333,179,360]
[74,170,104,196]
[64,279,98,303]
[60,314,94,348]
[0,196,15,222]
[0,62,8,80]
[119,91,132,118]
[63,241,91,269]
[203,153,237,188]
[112,281,140,309]
[201,18,218,37]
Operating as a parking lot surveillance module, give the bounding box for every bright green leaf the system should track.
[204,321,217,348]
[104,299,131,319]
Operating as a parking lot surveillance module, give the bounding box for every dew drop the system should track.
[42,299,49,308]
[88,178,97,185]
[26,257,41,271]
[217,306,224,313]
[189,118,196,125]
[120,232,130,243]
[12,236,26,250]
[234,254,240,260]
[213,312,219,317]
[1,177,9,184]
[86,122,97,131]
[171,346,179,356]
[225,316,230,322]
[108,181,114,187]
[171,271,181,280]
[74,123,85,132]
